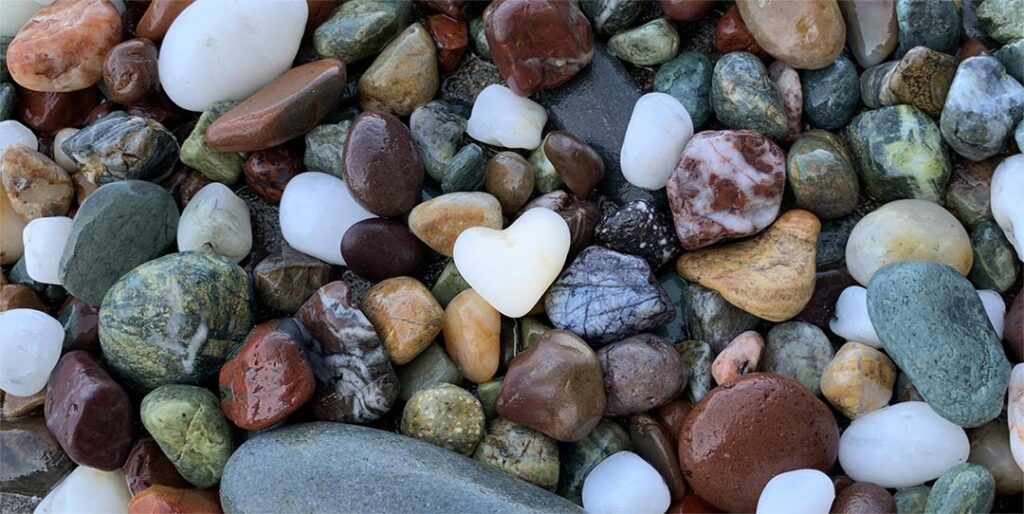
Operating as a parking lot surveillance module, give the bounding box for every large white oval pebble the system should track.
[756,469,835,514]
[0,308,64,396]
[838,401,969,488]
[177,183,252,262]
[1010,364,1024,471]
[280,172,373,265]
[582,451,671,514]
[621,92,694,190]
[992,154,1024,262]
[158,0,308,112]
[23,216,73,285]
[34,466,132,514]
[0,120,38,160]
[466,84,547,150]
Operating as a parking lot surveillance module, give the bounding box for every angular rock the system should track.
[63,111,178,185]
[0,144,72,222]
[314,0,414,64]
[358,24,438,116]
[598,334,685,416]
[820,341,897,419]
[362,277,443,366]
[0,416,74,496]
[940,56,1024,162]
[252,246,330,314]
[881,46,956,118]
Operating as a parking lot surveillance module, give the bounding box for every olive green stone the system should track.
[99,252,255,390]
[800,55,861,130]
[431,260,471,308]
[861,61,898,109]
[303,122,350,178]
[531,143,562,193]
[580,0,643,35]
[711,51,789,141]
[675,340,712,403]
[556,419,632,505]
[894,486,931,514]
[500,317,550,372]
[410,101,483,192]
[944,157,995,229]
[925,463,995,514]
[995,39,1024,84]
[653,273,689,343]
[847,104,951,204]
[786,130,860,220]
[762,322,834,395]
[180,100,244,184]
[654,52,713,129]
[0,82,14,121]
[976,0,1024,44]
[817,213,862,268]
[314,0,414,63]
[968,220,1020,292]
[473,418,560,491]
[879,46,956,118]
[396,343,462,402]
[521,318,550,347]
[607,18,679,67]
[400,384,485,455]
[140,385,234,489]
[469,18,490,60]
[476,379,503,421]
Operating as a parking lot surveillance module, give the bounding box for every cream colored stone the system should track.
[820,341,896,419]
[442,289,500,384]
[736,0,846,70]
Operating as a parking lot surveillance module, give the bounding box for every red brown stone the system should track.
[427,15,469,72]
[668,492,721,513]
[124,94,186,126]
[128,485,223,514]
[0,284,46,312]
[219,319,316,430]
[560,199,600,257]
[305,0,337,41]
[178,168,211,208]
[1005,291,1023,363]
[657,399,693,447]
[418,0,469,18]
[483,0,595,96]
[243,145,302,204]
[544,131,604,200]
[956,38,990,64]
[797,264,856,332]
[135,0,193,40]
[103,38,161,106]
[44,351,133,471]
[84,102,118,125]
[342,110,424,216]
[206,59,346,152]
[16,86,101,135]
[57,296,99,352]
[630,414,687,500]
[123,439,190,496]
[660,0,715,21]
[715,5,769,60]
[830,481,896,514]
[678,373,839,513]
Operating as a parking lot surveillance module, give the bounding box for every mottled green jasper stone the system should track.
[895,0,961,55]
[400,383,485,455]
[314,0,414,63]
[653,273,689,343]
[800,55,860,130]
[473,418,560,491]
[303,122,350,178]
[469,18,490,60]
[580,0,643,35]
[894,486,931,514]
[409,101,484,192]
[711,51,789,141]
[976,0,1024,44]
[140,385,234,489]
[607,18,679,67]
[0,83,14,121]
[431,260,471,308]
[675,340,712,403]
[530,143,563,193]
[925,463,995,514]
[396,343,462,402]
[180,100,244,184]
[762,322,834,395]
[556,419,632,504]
[654,52,713,129]
[847,104,951,203]
[476,379,503,421]
[99,252,255,390]
[968,220,1020,292]
[786,130,859,219]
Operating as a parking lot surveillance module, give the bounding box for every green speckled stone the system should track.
[476,379,503,421]
[880,46,956,118]
[608,17,679,67]
[860,61,898,109]
[9,257,66,304]
[400,383,485,455]
[895,0,960,55]
[314,0,413,63]
[762,322,834,395]
[530,144,562,193]
[556,419,632,504]
[0,82,14,121]
[939,55,1024,162]
[580,0,642,35]
[140,385,234,489]
[847,104,951,203]
[58,180,179,307]
[675,340,712,403]
[99,252,255,390]
[817,213,861,268]
[396,343,462,402]
[430,259,470,307]
[439,144,484,193]
[968,219,1020,292]
[653,273,689,343]
[711,51,789,141]
[976,0,1024,44]
[180,100,244,184]
[469,18,490,60]
[800,55,860,130]
[786,130,859,219]
[473,418,560,491]
[894,486,931,514]
[654,52,713,129]
[994,39,1024,84]
[409,101,484,192]
[925,463,995,514]
[303,122,349,178]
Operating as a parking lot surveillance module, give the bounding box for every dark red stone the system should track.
[305,0,337,41]
[715,5,769,60]
[630,414,687,500]
[340,218,423,282]
[668,491,721,513]
[219,319,316,430]
[418,0,469,18]
[124,94,185,127]
[103,38,161,105]
[57,296,99,352]
[178,168,210,208]
[483,0,595,96]
[660,0,715,21]
[956,38,990,63]
[16,87,101,135]
[657,399,693,447]
[544,131,604,199]
[830,481,896,513]
[243,145,302,204]
[1005,291,1023,363]
[44,351,133,471]
[135,0,193,40]
[518,190,571,217]
[798,264,856,334]
[427,15,469,72]
[342,111,424,216]
[123,439,190,496]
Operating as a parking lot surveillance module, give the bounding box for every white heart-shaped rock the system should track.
[453,208,570,318]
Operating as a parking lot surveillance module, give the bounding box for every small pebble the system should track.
[820,341,897,419]
[361,276,444,366]
[279,172,373,265]
[467,84,547,150]
[755,469,834,514]
[401,383,485,455]
[621,92,693,191]
[176,182,252,263]
[0,308,63,396]
[711,330,764,385]
[473,418,559,490]
[23,216,73,285]
[582,451,671,514]
[442,288,500,384]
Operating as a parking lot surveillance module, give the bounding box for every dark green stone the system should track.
[58,180,179,307]
[944,156,995,229]
[521,318,550,347]
[476,379,503,421]
[860,61,898,109]
[762,321,834,395]
[99,252,255,390]
[684,282,759,353]
[711,51,789,141]
[895,0,960,55]
[469,18,490,60]
[607,17,679,67]
[786,130,859,219]
[314,0,413,63]
[0,82,15,121]
[994,39,1024,84]
[8,258,66,304]
[431,260,470,307]
[654,52,713,129]
[303,122,349,178]
[976,0,1024,44]
[500,317,549,372]
[925,463,995,514]
[473,418,559,490]
[556,420,632,505]
[675,340,712,403]
[653,273,689,342]
[439,144,484,193]
[847,104,951,203]
[409,101,483,192]
[580,0,643,35]
[894,486,931,514]
[396,343,462,402]
[63,111,179,185]
[0,36,10,83]
[179,100,243,183]
[968,219,1020,292]
[801,55,860,130]
[866,260,1011,427]
[140,385,234,488]
[817,213,862,268]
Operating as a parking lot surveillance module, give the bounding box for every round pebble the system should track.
[0,308,63,396]
[400,383,485,455]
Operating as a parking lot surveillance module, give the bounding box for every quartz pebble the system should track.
[621,93,693,191]
[279,172,374,265]
[0,308,63,396]
[582,451,671,514]
[839,0,898,67]
[23,216,72,285]
[34,466,131,514]
[176,183,252,263]
[991,154,1024,260]
[755,469,834,514]
[820,342,897,419]
[467,84,547,150]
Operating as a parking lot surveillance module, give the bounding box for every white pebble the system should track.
[159,0,308,112]
[1009,364,1024,471]
[829,286,882,347]
[977,290,1006,339]
[756,469,835,514]
[0,120,38,160]
[280,172,373,265]
[0,0,46,37]
[838,401,969,488]
[991,154,1024,262]
[620,92,694,190]
[582,451,671,514]
[52,128,80,172]
[34,466,131,514]
[467,84,547,150]
[177,183,252,262]
[0,309,63,397]
[22,216,73,285]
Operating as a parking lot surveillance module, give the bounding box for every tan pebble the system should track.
[711,330,765,385]
[361,277,443,365]
[820,341,896,419]
[443,289,501,384]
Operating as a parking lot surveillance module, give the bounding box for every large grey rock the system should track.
[220,422,583,513]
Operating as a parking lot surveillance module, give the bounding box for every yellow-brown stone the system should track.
[358,23,439,116]
[360,277,443,365]
[820,341,897,419]
[735,0,846,70]
[442,289,500,384]
[408,192,503,256]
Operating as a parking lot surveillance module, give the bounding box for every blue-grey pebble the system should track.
[924,463,995,514]
[762,321,834,395]
[800,55,860,130]
[711,51,789,141]
[940,55,1024,162]
[994,39,1024,84]
[895,0,961,55]
[654,52,713,129]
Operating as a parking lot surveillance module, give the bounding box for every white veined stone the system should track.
[466,84,547,150]
[838,401,969,488]
[991,154,1024,262]
[177,182,252,262]
[52,128,80,172]
[582,451,671,514]
[34,466,131,514]
[1009,364,1024,471]
[756,469,835,514]
[0,120,38,160]
[829,286,882,347]
[279,171,374,265]
[620,92,694,190]
[158,0,308,112]
[453,208,569,318]
[0,308,63,396]
[22,216,72,285]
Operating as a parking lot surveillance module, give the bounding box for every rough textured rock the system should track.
[940,56,1024,162]
[710,53,789,141]
[473,418,560,490]
[62,111,179,185]
[594,200,681,270]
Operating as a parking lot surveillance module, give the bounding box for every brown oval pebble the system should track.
[543,131,604,200]
[660,0,715,21]
[485,151,535,216]
[342,111,425,217]
[0,284,46,312]
[135,0,193,40]
[103,38,161,106]
[560,199,601,257]
[340,218,423,282]
[428,14,469,72]
[408,192,502,256]
[16,87,101,135]
[128,485,223,514]
[123,439,190,496]
[830,481,896,514]
[715,5,769,60]
[630,413,687,500]
[597,334,686,416]
[678,373,839,513]
[242,145,302,204]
